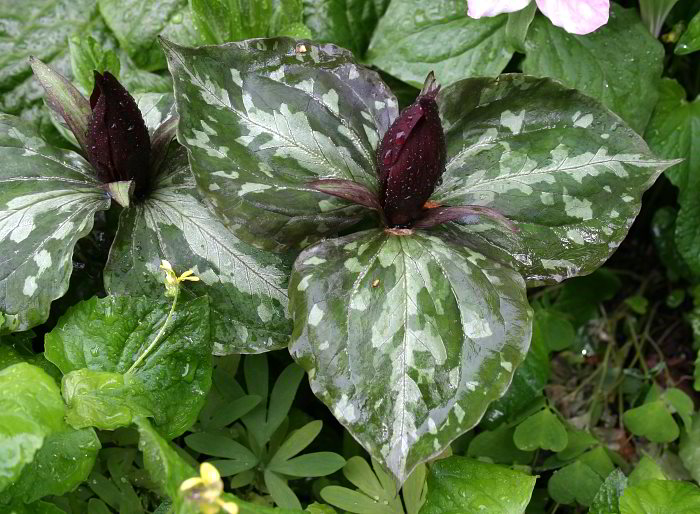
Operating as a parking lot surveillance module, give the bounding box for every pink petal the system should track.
[467,0,532,18]
[536,0,610,34]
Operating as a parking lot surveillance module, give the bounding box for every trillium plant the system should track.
[0,34,675,487]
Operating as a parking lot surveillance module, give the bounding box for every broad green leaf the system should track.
[467,424,534,465]
[0,363,64,493]
[98,0,198,71]
[433,75,674,284]
[645,79,700,274]
[651,207,692,281]
[303,0,390,56]
[505,2,537,52]
[556,429,599,461]
[0,115,110,333]
[662,388,694,431]
[104,145,292,354]
[191,0,307,44]
[1,426,100,504]
[622,401,680,443]
[680,413,700,483]
[619,479,700,513]
[321,486,398,514]
[676,10,700,54]
[69,35,121,93]
[628,456,666,486]
[547,460,603,506]
[289,229,532,483]
[45,295,212,438]
[523,5,663,134]
[589,469,628,514]
[420,456,536,514]
[0,0,98,119]
[578,447,616,480]
[366,0,512,88]
[553,270,621,327]
[513,408,568,452]
[534,309,575,352]
[163,38,398,252]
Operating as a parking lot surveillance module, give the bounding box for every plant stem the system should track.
[127,290,179,374]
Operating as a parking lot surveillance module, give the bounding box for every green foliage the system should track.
[69,35,121,93]
[513,408,568,452]
[619,479,700,513]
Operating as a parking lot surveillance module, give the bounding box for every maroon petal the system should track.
[308,179,382,211]
[412,205,518,232]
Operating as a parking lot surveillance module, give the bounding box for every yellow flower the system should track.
[180,463,239,514]
[160,259,200,297]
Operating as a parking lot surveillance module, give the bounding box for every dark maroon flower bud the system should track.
[377,72,446,227]
[86,71,151,198]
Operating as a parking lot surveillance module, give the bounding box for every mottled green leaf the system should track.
[303,0,390,56]
[0,363,64,494]
[676,10,700,55]
[514,408,568,452]
[645,79,700,274]
[289,229,532,483]
[548,460,603,506]
[0,0,98,119]
[104,145,292,354]
[433,75,673,284]
[164,38,397,252]
[366,0,513,88]
[589,469,628,514]
[45,295,212,438]
[98,0,198,71]
[619,479,700,513]
[420,456,536,514]
[1,426,100,504]
[523,5,663,134]
[0,115,110,333]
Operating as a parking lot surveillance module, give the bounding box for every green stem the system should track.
[127,290,179,374]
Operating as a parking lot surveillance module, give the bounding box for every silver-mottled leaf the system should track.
[289,229,532,483]
[0,115,110,333]
[163,37,398,251]
[104,146,292,354]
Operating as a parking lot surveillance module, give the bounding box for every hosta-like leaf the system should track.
[365,0,513,88]
[432,75,675,284]
[104,146,292,354]
[163,38,398,251]
[45,295,212,438]
[0,115,110,333]
[289,229,532,483]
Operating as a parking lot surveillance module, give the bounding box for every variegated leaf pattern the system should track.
[432,75,677,283]
[0,114,110,333]
[163,38,398,252]
[135,93,177,134]
[289,229,532,484]
[104,146,292,354]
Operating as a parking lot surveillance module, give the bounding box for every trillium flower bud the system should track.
[86,71,151,198]
[377,72,446,227]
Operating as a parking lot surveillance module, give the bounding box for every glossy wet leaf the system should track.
[45,295,212,438]
[1,426,100,504]
[0,0,98,119]
[164,37,397,252]
[548,460,604,506]
[513,408,568,452]
[104,146,292,354]
[303,0,390,56]
[523,5,663,134]
[645,79,700,275]
[0,363,64,494]
[420,456,536,513]
[366,0,513,88]
[0,115,110,333]
[676,10,700,55]
[590,469,628,514]
[619,479,700,513]
[98,0,198,71]
[289,229,532,483]
[433,75,674,284]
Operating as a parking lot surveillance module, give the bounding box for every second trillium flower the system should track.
[310,73,515,233]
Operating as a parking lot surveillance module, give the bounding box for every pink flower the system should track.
[467,0,610,35]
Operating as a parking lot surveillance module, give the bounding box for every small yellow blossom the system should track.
[180,463,239,514]
[160,259,200,297]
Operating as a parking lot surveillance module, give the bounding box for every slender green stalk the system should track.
[127,289,179,374]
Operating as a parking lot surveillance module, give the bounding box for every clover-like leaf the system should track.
[45,295,212,438]
[513,408,568,452]
[548,460,605,507]
[0,115,110,333]
[163,37,398,251]
[289,229,532,483]
[104,145,293,354]
[432,74,675,283]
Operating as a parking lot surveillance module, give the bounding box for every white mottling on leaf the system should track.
[230,69,242,87]
[33,250,52,274]
[257,304,273,323]
[308,304,324,326]
[453,404,465,423]
[238,183,272,196]
[573,112,594,128]
[297,275,312,291]
[500,109,525,134]
[304,256,326,265]
[23,276,37,296]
